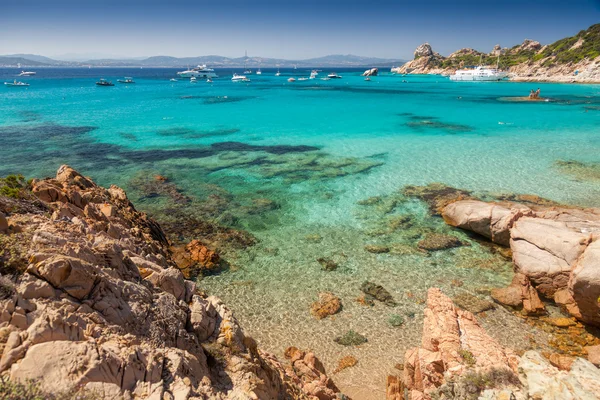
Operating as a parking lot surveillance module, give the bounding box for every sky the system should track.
[1,0,599,60]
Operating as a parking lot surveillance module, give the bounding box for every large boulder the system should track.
[443,199,600,326]
[510,217,591,298]
[443,200,530,246]
[569,240,600,326]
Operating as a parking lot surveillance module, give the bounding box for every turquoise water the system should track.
[1,67,599,398]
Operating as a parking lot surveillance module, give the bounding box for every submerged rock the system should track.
[403,183,473,215]
[334,355,358,373]
[452,293,495,314]
[171,239,221,278]
[317,257,338,271]
[364,244,390,254]
[334,330,368,346]
[311,292,342,319]
[388,314,405,327]
[417,233,463,251]
[360,281,397,306]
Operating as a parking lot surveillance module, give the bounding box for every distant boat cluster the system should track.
[3,64,509,89]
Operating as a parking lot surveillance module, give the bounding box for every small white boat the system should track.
[287,77,296,82]
[117,77,135,84]
[18,71,36,77]
[232,73,250,82]
[298,77,308,81]
[310,70,318,79]
[256,69,262,75]
[4,80,29,87]
[364,77,371,81]
[190,77,197,83]
[275,68,281,77]
[170,78,178,82]
[327,73,342,79]
[206,78,213,83]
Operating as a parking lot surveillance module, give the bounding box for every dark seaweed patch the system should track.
[406,119,473,133]
[119,132,138,141]
[210,142,319,155]
[156,127,240,139]
[18,111,42,122]
[121,142,319,163]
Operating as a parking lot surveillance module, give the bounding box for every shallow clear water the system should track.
[1,67,599,398]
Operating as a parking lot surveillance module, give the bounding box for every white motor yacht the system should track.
[449,66,508,81]
[327,73,342,79]
[18,71,36,76]
[232,73,250,82]
[177,65,218,78]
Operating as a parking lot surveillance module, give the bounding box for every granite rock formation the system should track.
[443,199,600,327]
[0,165,342,400]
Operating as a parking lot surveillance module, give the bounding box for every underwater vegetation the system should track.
[554,159,600,181]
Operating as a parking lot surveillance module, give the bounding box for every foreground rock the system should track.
[311,292,342,319]
[0,165,343,399]
[404,288,520,399]
[443,199,600,327]
[403,288,600,399]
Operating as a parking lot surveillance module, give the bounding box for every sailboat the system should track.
[256,59,262,75]
[243,51,252,75]
[275,65,281,76]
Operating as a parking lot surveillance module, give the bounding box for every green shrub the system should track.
[0,175,29,199]
[0,377,97,400]
[459,349,476,366]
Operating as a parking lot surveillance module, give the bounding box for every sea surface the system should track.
[1,67,599,398]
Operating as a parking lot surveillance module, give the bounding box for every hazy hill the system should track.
[0,53,404,68]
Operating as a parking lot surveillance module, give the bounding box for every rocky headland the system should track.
[392,23,600,83]
[0,166,343,400]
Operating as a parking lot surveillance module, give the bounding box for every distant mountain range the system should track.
[0,54,405,68]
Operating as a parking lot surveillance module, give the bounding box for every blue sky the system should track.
[1,0,599,60]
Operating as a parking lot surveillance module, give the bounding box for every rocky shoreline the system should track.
[391,24,600,83]
[2,167,600,399]
[0,166,343,400]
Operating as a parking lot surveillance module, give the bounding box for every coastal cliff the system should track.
[0,166,342,400]
[392,23,600,83]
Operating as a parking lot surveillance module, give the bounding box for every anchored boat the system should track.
[4,80,29,87]
[96,79,114,86]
